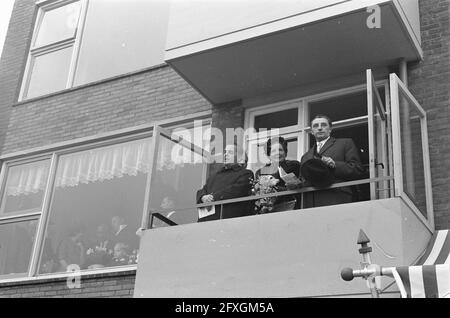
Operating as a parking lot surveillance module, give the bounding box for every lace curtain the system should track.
[6,138,152,195]
[55,138,152,188]
[4,136,205,196]
[5,161,50,196]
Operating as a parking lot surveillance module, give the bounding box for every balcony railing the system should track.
[148,176,394,229]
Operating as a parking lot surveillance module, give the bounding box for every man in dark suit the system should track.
[196,144,254,222]
[301,115,365,208]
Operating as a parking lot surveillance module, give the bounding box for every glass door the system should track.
[142,124,211,229]
[366,69,390,200]
[389,73,434,230]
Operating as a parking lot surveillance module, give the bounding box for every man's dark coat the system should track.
[196,164,254,222]
[300,137,365,208]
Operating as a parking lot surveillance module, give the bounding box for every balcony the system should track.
[165,0,422,104]
[133,72,435,297]
[134,197,431,297]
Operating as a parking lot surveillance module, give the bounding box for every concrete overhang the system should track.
[165,0,422,104]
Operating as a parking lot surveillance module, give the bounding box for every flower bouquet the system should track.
[252,175,280,214]
[85,245,113,268]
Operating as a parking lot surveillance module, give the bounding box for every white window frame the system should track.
[0,155,54,279]
[245,81,389,163]
[390,73,434,231]
[19,0,89,101]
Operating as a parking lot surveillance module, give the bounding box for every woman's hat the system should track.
[301,158,334,188]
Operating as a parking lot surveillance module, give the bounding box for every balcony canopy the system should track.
[165,0,422,104]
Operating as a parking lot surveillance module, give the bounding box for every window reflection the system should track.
[399,94,427,217]
[34,1,81,47]
[74,0,169,85]
[1,160,50,215]
[0,220,38,277]
[38,139,151,274]
[254,108,298,132]
[27,46,73,99]
[149,125,210,227]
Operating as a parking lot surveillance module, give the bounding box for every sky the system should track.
[0,0,15,59]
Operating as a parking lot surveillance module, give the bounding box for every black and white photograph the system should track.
[0,0,449,301]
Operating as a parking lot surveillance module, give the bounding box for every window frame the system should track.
[245,81,389,164]
[0,155,53,279]
[19,0,89,101]
[390,73,434,232]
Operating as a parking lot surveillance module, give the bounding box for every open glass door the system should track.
[141,122,211,229]
[390,73,434,230]
[366,69,390,200]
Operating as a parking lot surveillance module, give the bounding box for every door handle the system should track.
[375,162,385,169]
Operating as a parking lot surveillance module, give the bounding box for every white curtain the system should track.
[5,139,153,195]
[6,161,50,196]
[55,138,152,188]
[5,136,207,196]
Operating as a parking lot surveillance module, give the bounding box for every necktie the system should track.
[317,142,323,153]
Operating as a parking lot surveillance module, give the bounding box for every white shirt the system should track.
[316,136,330,153]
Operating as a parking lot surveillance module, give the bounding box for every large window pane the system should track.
[309,90,373,123]
[27,46,73,99]
[254,108,298,132]
[38,138,151,274]
[34,1,81,47]
[399,93,427,217]
[149,126,210,227]
[0,219,38,278]
[1,160,51,216]
[74,0,169,85]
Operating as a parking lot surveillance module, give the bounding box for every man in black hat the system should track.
[196,144,254,222]
[300,115,364,208]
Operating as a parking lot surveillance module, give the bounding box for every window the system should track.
[38,138,152,274]
[73,0,168,85]
[254,108,298,132]
[149,123,211,227]
[21,0,84,99]
[0,218,39,277]
[1,159,51,216]
[246,84,387,203]
[246,100,305,172]
[0,158,51,278]
[20,0,169,100]
[390,74,433,224]
[0,117,211,279]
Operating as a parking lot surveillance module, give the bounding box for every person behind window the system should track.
[57,226,85,272]
[196,144,254,222]
[110,242,131,267]
[300,114,365,208]
[84,223,113,269]
[255,136,302,212]
[111,216,139,252]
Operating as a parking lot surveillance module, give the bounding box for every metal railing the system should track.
[148,176,394,229]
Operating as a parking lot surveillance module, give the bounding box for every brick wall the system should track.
[1,65,211,154]
[0,270,136,298]
[0,0,35,154]
[408,0,450,230]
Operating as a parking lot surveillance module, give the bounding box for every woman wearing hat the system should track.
[254,136,302,212]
